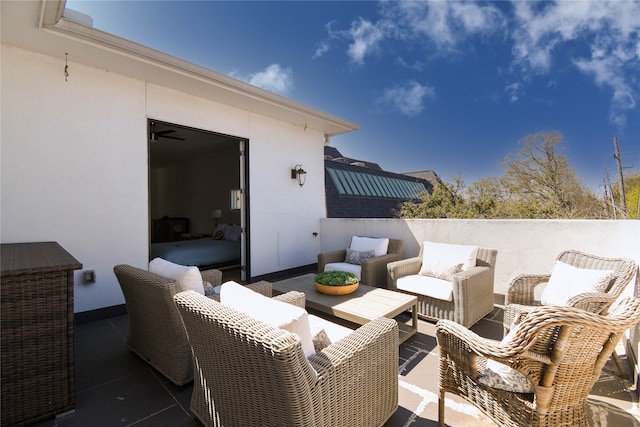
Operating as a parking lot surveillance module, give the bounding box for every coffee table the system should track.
[273,273,418,344]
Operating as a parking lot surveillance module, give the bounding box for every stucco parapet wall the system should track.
[319,218,640,298]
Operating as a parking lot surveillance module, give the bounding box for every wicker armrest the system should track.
[272,291,306,308]
[386,257,422,290]
[361,252,402,288]
[503,303,535,333]
[437,319,529,371]
[310,317,398,371]
[566,292,618,314]
[309,317,398,425]
[505,274,551,305]
[317,249,347,273]
[201,269,222,286]
[245,280,272,297]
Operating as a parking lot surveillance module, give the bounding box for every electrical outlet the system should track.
[83,270,96,283]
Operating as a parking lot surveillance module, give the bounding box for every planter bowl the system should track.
[314,281,359,296]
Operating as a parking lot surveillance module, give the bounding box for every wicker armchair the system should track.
[114,264,230,385]
[318,238,404,288]
[436,297,640,427]
[387,246,497,327]
[174,290,399,427]
[504,250,637,331]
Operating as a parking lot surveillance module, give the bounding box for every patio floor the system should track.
[33,273,640,427]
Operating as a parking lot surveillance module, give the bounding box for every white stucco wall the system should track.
[1,45,326,313]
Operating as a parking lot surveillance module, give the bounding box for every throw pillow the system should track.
[312,328,332,353]
[540,260,614,306]
[345,248,376,265]
[349,236,389,257]
[224,224,242,242]
[420,263,463,281]
[478,325,534,393]
[418,241,478,278]
[148,257,204,295]
[220,281,316,357]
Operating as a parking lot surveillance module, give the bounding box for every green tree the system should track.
[610,171,640,219]
[400,130,607,219]
[499,131,605,218]
[400,176,467,218]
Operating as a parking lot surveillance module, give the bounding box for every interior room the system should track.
[148,120,245,272]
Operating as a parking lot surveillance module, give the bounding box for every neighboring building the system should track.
[402,170,442,190]
[324,147,435,218]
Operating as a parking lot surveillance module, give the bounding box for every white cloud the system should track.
[378,81,435,116]
[234,64,294,95]
[510,0,640,126]
[505,82,523,103]
[346,17,388,65]
[313,40,330,59]
[380,1,505,49]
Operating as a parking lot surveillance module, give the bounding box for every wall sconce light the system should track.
[210,209,222,226]
[291,164,307,187]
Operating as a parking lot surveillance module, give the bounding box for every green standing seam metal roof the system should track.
[327,167,426,199]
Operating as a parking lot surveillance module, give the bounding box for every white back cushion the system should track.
[418,241,478,277]
[349,236,389,257]
[540,260,614,306]
[220,281,316,357]
[149,257,204,295]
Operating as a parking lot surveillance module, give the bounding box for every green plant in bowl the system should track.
[314,271,359,286]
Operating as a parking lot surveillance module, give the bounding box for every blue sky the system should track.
[66,0,640,191]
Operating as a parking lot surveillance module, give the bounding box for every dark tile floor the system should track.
[32,273,640,426]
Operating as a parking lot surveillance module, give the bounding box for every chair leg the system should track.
[438,391,445,427]
[611,351,629,379]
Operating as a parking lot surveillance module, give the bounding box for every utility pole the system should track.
[613,136,627,218]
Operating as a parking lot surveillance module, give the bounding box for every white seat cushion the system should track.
[349,236,389,257]
[324,262,362,280]
[149,257,204,295]
[540,260,614,306]
[220,281,316,357]
[419,241,478,278]
[397,275,454,301]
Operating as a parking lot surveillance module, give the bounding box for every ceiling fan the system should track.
[149,122,185,141]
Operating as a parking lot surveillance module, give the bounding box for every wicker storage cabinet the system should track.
[1,242,82,426]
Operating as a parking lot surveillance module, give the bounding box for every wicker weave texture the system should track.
[1,242,81,427]
[503,250,638,330]
[317,238,404,288]
[437,297,640,427]
[387,247,498,328]
[174,290,399,427]
[113,264,222,386]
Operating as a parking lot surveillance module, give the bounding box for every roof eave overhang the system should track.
[3,0,359,137]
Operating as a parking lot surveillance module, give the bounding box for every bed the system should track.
[150,237,241,269]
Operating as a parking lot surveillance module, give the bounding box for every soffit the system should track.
[1,0,359,137]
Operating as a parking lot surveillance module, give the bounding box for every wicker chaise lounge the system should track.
[174,289,399,427]
[436,297,640,427]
